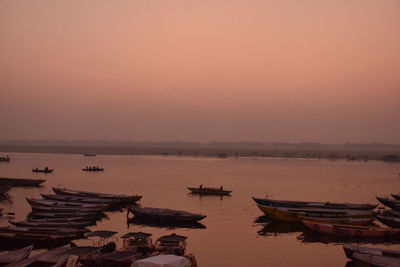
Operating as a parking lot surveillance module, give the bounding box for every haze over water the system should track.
[1,153,399,266]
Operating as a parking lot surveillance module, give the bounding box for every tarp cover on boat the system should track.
[131,255,191,267]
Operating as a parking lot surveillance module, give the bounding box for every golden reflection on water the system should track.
[0,153,399,266]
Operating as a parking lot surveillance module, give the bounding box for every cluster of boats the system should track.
[253,196,400,238]
[0,232,197,266]
[1,187,142,248]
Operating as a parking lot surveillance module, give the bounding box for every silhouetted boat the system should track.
[30,205,105,214]
[128,217,206,229]
[187,186,231,195]
[0,156,10,162]
[9,219,94,228]
[0,177,45,187]
[82,167,104,172]
[302,220,400,237]
[376,215,400,228]
[13,244,72,267]
[343,244,400,260]
[252,197,377,210]
[26,216,96,223]
[376,196,400,210]
[84,154,96,157]
[352,252,400,267]
[0,245,33,265]
[297,215,374,226]
[41,193,118,205]
[32,168,54,173]
[256,204,375,222]
[0,225,89,236]
[29,211,106,221]
[128,206,206,222]
[53,187,142,203]
[391,193,400,201]
[26,197,109,210]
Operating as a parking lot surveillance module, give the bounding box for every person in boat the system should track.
[199,184,203,189]
[220,186,223,191]
[44,167,48,171]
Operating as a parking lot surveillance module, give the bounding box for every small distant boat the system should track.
[0,245,33,265]
[252,197,377,210]
[53,187,142,203]
[84,153,96,157]
[32,167,54,173]
[0,177,46,187]
[302,220,400,237]
[343,244,400,260]
[155,233,187,256]
[82,167,104,172]
[128,206,206,222]
[376,215,400,228]
[188,186,231,196]
[0,156,10,162]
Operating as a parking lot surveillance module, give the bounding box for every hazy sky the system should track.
[1,0,399,143]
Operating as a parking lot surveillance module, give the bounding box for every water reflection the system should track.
[128,217,206,229]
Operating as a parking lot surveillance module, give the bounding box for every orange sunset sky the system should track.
[1,0,399,143]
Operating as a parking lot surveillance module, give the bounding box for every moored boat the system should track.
[252,197,377,210]
[302,220,400,237]
[0,185,11,195]
[9,219,95,228]
[297,215,374,226]
[376,196,400,210]
[82,166,104,172]
[41,193,118,204]
[53,187,142,203]
[0,225,89,236]
[343,244,400,260]
[29,211,106,220]
[155,233,187,256]
[256,204,375,222]
[0,245,33,265]
[122,232,154,253]
[187,186,231,196]
[26,197,109,210]
[0,177,45,187]
[391,193,400,201]
[128,206,206,222]
[376,215,400,228]
[32,167,54,173]
[31,205,105,214]
[352,252,400,267]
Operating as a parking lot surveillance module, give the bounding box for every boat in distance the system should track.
[187,186,231,196]
[0,177,46,187]
[256,204,375,222]
[252,197,377,210]
[302,220,400,237]
[128,206,206,222]
[32,167,54,173]
[52,187,142,203]
[82,166,104,172]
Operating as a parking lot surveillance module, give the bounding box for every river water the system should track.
[0,153,399,266]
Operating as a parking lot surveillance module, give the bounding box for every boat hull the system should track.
[187,187,231,196]
[128,206,206,222]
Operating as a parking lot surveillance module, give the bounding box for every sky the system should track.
[1,0,399,143]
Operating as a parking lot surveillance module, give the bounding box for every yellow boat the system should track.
[256,204,375,223]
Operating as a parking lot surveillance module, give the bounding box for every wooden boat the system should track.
[32,168,54,173]
[9,219,94,228]
[31,205,105,213]
[0,232,80,246]
[376,196,400,210]
[391,193,400,201]
[0,245,33,265]
[41,193,119,205]
[0,156,10,162]
[53,187,142,203]
[297,215,374,226]
[353,252,400,267]
[188,186,231,196]
[343,244,400,260]
[252,197,377,210]
[0,185,11,195]
[302,220,400,237]
[128,206,206,222]
[121,232,154,253]
[376,215,400,228]
[0,177,45,187]
[29,211,106,220]
[26,197,109,210]
[84,154,96,156]
[386,210,400,218]
[26,216,97,223]
[0,225,89,236]
[155,233,187,256]
[82,167,104,172]
[256,204,375,222]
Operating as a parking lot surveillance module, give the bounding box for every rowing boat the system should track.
[41,193,119,204]
[376,215,400,228]
[0,226,89,236]
[353,252,400,267]
[302,220,400,237]
[376,196,400,210]
[297,215,374,226]
[343,244,400,260]
[187,186,231,196]
[252,197,377,210]
[256,204,374,222]
[9,219,94,228]
[30,205,105,213]
[128,206,206,222]
[29,211,106,220]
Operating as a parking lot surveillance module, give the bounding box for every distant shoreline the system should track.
[0,144,399,162]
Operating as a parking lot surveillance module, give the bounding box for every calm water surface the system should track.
[0,153,400,267]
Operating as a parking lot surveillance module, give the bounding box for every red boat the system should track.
[301,220,400,237]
